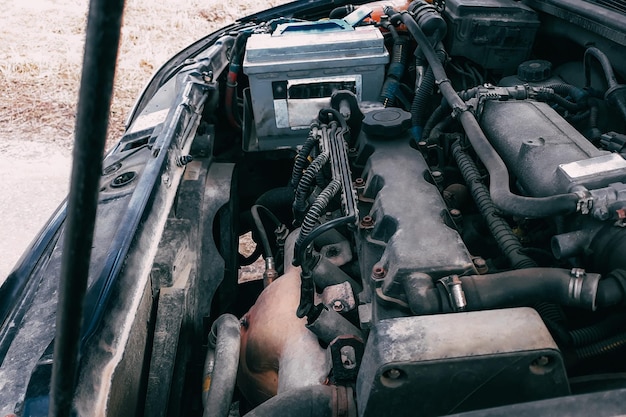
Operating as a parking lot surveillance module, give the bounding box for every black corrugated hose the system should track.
[395,8,582,218]
[451,141,537,269]
[291,124,320,188]
[571,311,626,347]
[296,179,342,253]
[293,152,330,225]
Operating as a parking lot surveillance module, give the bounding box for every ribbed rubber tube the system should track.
[296,179,341,252]
[398,10,582,218]
[570,312,626,347]
[293,152,330,224]
[452,141,537,269]
[291,128,319,188]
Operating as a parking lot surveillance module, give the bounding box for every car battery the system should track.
[443,0,539,71]
[243,20,389,151]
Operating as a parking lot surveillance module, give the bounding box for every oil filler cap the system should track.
[517,60,552,82]
[362,108,411,138]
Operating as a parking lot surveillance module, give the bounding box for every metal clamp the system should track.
[574,189,593,215]
[437,275,467,312]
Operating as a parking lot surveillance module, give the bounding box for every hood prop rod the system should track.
[49,0,125,415]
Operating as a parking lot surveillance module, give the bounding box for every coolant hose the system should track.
[243,385,353,417]
[402,268,626,315]
[203,314,241,417]
[584,46,626,122]
[397,10,582,218]
[451,141,537,269]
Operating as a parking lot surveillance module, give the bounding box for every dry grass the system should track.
[1,0,280,280]
[0,0,282,148]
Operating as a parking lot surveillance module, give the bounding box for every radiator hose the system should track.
[400,268,626,315]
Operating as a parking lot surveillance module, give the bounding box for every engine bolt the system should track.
[449,208,463,231]
[473,257,488,274]
[384,368,402,380]
[354,177,365,187]
[360,215,374,228]
[372,265,386,279]
[332,300,344,312]
[432,170,444,189]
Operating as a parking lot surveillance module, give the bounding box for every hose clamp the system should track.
[568,268,602,311]
[574,189,593,215]
[438,275,467,312]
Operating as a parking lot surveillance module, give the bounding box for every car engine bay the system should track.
[213,0,626,415]
[3,0,626,415]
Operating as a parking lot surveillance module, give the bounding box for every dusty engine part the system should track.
[481,100,626,197]
[357,308,569,417]
[238,267,330,406]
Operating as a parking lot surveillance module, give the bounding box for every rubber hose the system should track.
[589,225,626,274]
[576,331,626,360]
[398,10,581,218]
[411,65,435,141]
[584,47,626,122]
[402,268,620,315]
[243,385,337,417]
[544,83,588,103]
[584,47,619,89]
[536,87,586,112]
[570,312,626,347]
[329,4,355,19]
[452,141,537,269]
[422,101,450,141]
[251,205,281,259]
[595,269,626,307]
[586,103,602,141]
[203,314,241,417]
[255,187,295,227]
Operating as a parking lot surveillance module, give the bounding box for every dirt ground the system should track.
[0,0,279,280]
